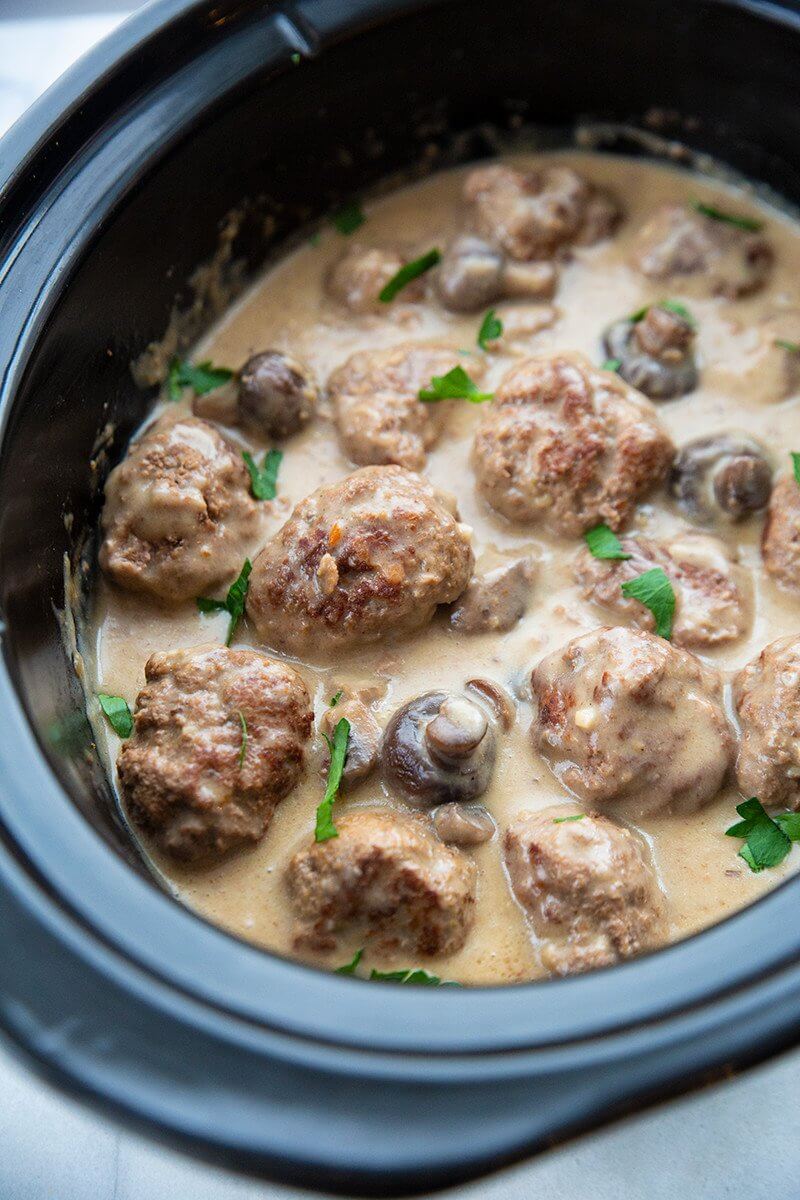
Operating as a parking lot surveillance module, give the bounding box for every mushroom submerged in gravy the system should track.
[86,151,800,986]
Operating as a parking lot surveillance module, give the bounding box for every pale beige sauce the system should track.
[87,151,800,985]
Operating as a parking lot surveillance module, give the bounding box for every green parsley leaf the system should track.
[602,358,621,372]
[237,710,247,770]
[379,248,441,302]
[584,523,632,561]
[691,200,763,232]
[553,814,585,824]
[167,358,233,401]
[329,690,343,708]
[97,693,133,739]
[620,566,675,639]
[477,309,503,350]
[242,448,283,501]
[196,559,252,646]
[290,51,301,64]
[315,716,350,842]
[725,797,792,872]
[330,203,365,236]
[419,365,494,404]
[791,452,800,487]
[335,948,364,975]
[776,338,800,354]
[369,967,458,986]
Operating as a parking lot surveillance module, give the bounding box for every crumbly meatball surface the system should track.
[471,353,675,533]
[463,164,621,261]
[531,627,733,818]
[504,805,665,975]
[575,531,751,648]
[632,203,773,299]
[286,808,476,956]
[326,245,425,313]
[100,415,259,603]
[117,645,313,861]
[246,465,474,656]
[762,475,800,592]
[734,635,800,810]
[328,342,479,471]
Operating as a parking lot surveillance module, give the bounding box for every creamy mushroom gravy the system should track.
[86,150,800,985]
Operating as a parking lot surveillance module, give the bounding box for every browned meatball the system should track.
[762,475,800,592]
[504,805,665,976]
[575,532,751,648]
[328,343,482,471]
[246,466,474,656]
[117,645,313,862]
[286,808,476,956]
[531,627,733,818]
[471,353,675,534]
[463,164,621,261]
[99,415,259,603]
[632,203,772,299]
[326,245,425,313]
[734,635,800,810]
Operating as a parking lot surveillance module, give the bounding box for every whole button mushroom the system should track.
[437,235,557,313]
[602,304,698,400]
[238,350,318,439]
[382,691,497,807]
[670,434,773,523]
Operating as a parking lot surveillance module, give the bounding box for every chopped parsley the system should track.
[584,523,632,561]
[97,694,133,739]
[330,202,365,236]
[237,710,247,769]
[620,566,675,639]
[329,690,343,708]
[419,365,493,404]
[315,716,350,842]
[553,813,585,824]
[167,358,233,401]
[477,309,503,350]
[691,200,763,232]
[369,967,459,986]
[776,338,800,354]
[335,948,364,975]
[629,300,696,328]
[242,448,283,501]
[725,797,799,872]
[196,559,252,646]
[290,51,301,64]
[792,452,800,487]
[602,358,621,372]
[379,248,441,302]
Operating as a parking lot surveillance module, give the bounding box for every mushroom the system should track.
[320,696,380,790]
[436,236,556,313]
[670,433,773,522]
[449,556,536,634]
[432,802,496,846]
[381,691,497,807]
[238,350,318,439]
[602,304,698,399]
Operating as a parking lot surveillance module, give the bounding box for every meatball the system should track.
[99,415,259,603]
[632,203,772,299]
[471,353,675,534]
[504,806,665,975]
[286,808,476,955]
[706,311,800,405]
[246,465,474,656]
[734,635,800,810]
[602,304,698,400]
[326,245,425,313]
[531,627,733,818]
[117,645,313,862]
[575,532,751,648]
[463,163,621,261]
[328,342,482,471]
[238,350,318,439]
[762,475,800,592]
[449,556,537,634]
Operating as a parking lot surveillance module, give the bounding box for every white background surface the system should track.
[1,6,800,1197]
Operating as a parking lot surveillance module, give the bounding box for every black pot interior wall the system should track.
[2,0,800,869]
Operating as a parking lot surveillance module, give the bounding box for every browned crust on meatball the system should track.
[246,465,474,656]
[286,808,476,956]
[117,645,312,862]
[762,475,800,593]
[326,245,426,313]
[734,635,800,810]
[99,415,259,603]
[471,353,675,534]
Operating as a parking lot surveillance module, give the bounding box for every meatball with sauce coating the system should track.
[762,475,800,592]
[246,465,474,656]
[531,627,733,818]
[575,532,751,648]
[99,415,259,604]
[117,645,313,862]
[504,806,665,975]
[286,809,476,956]
[326,244,425,313]
[734,635,800,810]
[471,353,675,534]
[328,342,483,471]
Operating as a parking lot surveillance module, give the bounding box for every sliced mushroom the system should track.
[436,236,556,314]
[602,305,698,399]
[382,691,497,807]
[671,434,773,523]
[449,557,536,634]
[432,802,496,846]
[238,350,318,439]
